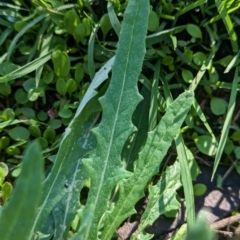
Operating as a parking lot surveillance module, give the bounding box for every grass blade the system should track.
[215,0,238,53]
[161,74,195,228]
[149,60,160,131]
[212,67,239,179]
[107,2,121,37]
[0,142,43,240]
[0,52,52,83]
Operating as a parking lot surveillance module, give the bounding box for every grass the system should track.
[0,0,239,239]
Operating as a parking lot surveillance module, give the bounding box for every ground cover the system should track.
[0,0,240,239]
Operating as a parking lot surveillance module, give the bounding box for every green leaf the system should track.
[194,135,218,156]
[0,137,10,149]
[74,64,84,83]
[122,86,150,170]
[162,56,174,66]
[64,9,80,35]
[100,14,112,39]
[148,11,159,32]
[21,107,36,119]
[224,139,234,155]
[0,52,52,83]
[31,99,101,234]
[37,111,48,121]
[2,182,13,203]
[131,162,181,240]
[102,91,194,239]
[58,108,72,118]
[0,162,9,178]
[193,52,207,66]
[8,126,30,140]
[231,131,240,141]
[49,119,62,129]
[52,50,70,78]
[210,97,227,115]
[51,120,97,239]
[2,108,15,121]
[74,23,85,42]
[43,127,56,142]
[0,141,43,240]
[212,68,239,179]
[30,57,114,234]
[56,78,67,96]
[0,83,11,96]
[234,146,240,159]
[193,183,207,196]
[186,24,202,39]
[182,69,193,83]
[29,125,42,138]
[6,146,21,155]
[0,120,29,129]
[73,1,150,239]
[66,78,77,95]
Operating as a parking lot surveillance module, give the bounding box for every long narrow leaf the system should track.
[0,52,52,83]
[215,0,238,53]
[72,1,150,239]
[31,99,101,235]
[31,54,113,234]
[212,67,239,179]
[0,142,43,240]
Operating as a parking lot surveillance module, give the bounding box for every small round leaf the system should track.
[2,108,15,121]
[37,111,48,121]
[8,126,30,140]
[148,11,159,32]
[2,182,13,203]
[234,146,240,159]
[194,135,218,156]
[14,88,28,104]
[29,125,42,138]
[75,64,84,83]
[58,108,73,118]
[182,69,193,83]
[187,24,202,39]
[52,50,70,78]
[6,146,21,155]
[210,97,227,116]
[193,52,206,66]
[100,14,112,39]
[193,183,207,196]
[0,137,10,149]
[56,78,67,96]
[74,23,85,42]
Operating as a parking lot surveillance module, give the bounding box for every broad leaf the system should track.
[102,91,194,239]
[72,0,150,239]
[32,99,101,234]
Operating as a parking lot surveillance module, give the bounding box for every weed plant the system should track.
[0,0,239,239]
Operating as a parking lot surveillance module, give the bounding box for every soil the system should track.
[116,164,240,240]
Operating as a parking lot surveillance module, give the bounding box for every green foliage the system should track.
[0,141,43,240]
[0,0,239,239]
